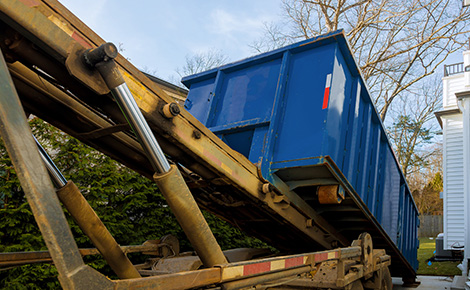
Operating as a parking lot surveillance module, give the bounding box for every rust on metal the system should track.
[80,41,227,269]
[56,180,141,279]
[75,123,131,140]
[114,268,221,290]
[351,233,374,273]
[162,102,181,119]
[142,234,180,257]
[0,45,82,283]
[222,266,310,290]
[6,61,152,178]
[0,243,161,267]
[23,0,345,251]
[318,185,344,204]
[151,256,203,274]
[153,165,228,267]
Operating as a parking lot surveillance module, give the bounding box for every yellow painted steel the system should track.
[153,165,228,267]
[56,181,141,279]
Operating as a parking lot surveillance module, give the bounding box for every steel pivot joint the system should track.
[82,43,126,91]
[83,43,118,66]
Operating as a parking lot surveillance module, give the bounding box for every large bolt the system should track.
[262,183,274,194]
[162,103,181,118]
[192,130,202,139]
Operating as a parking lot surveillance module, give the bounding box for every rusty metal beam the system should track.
[6,61,154,177]
[0,243,160,267]
[221,266,310,290]
[0,44,81,284]
[113,268,221,290]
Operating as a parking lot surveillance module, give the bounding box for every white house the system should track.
[437,50,470,288]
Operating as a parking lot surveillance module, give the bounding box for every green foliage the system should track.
[0,118,269,288]
[427,172,443,193]
[203,212,271,251]
[414,172,443,215]
[389,115,434,178]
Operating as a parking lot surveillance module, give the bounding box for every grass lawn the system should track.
[417,237,462,276]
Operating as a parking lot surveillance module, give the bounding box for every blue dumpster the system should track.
[183,30,419,278]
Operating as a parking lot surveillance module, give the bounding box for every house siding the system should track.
[443,114,465,249]
[443,75,464,109]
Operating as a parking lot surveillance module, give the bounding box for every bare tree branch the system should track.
[176,49,228,77]
[254,0,470,122]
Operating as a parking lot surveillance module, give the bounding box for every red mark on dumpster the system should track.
[322,73,332,109]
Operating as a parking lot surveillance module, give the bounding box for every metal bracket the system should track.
[65,42,109,95]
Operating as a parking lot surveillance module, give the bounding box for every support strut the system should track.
[82,43,227,267]
[35,138,141,279]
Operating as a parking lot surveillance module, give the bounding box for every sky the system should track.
[59,0,283,83]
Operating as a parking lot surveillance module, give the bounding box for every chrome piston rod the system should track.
[111,83,170,173]
[34,135,67,188]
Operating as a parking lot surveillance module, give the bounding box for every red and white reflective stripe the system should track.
[314,251,338,262]
[221,250,340,281]
[322,73,332,110]
[222,256,308,280]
